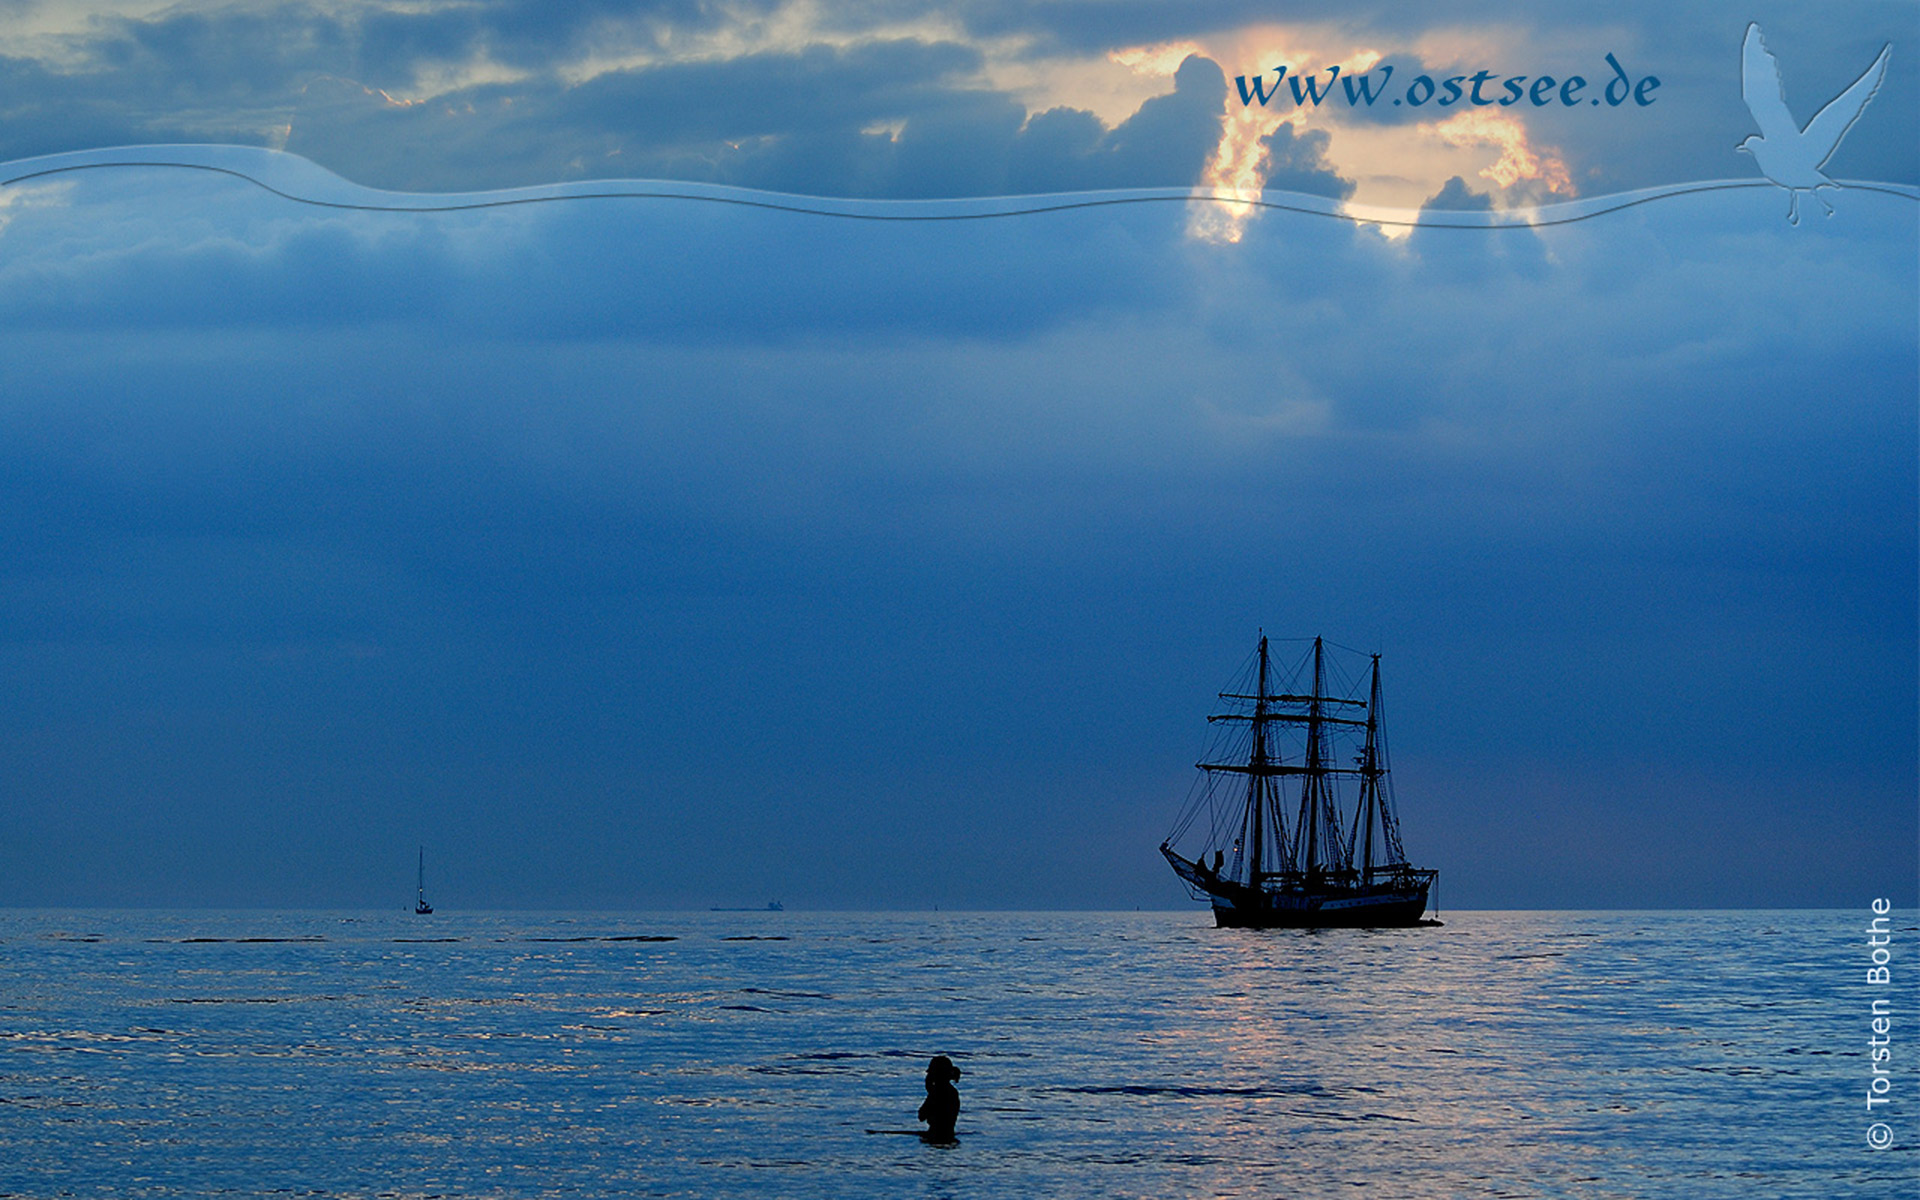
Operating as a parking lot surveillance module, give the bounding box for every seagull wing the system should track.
[1741,24,1799,138]
[1804,43,1891,169]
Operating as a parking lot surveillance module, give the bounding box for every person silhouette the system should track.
[917,1055,961,1142]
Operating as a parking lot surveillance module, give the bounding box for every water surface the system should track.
[0,909,1910,1198]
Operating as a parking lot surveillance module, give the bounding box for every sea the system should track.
[1,908,1912,1199]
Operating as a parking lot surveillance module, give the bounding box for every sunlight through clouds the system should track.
[1424,109,1573,194]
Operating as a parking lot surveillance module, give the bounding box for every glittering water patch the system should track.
[157,936,328,944]
[1042,1083,1332,1099]
[163,995,346,1004]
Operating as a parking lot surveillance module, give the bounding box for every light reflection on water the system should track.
[0,909,1909,1198]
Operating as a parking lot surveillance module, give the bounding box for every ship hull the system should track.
[1210,885,1431,928]
[1164,846,1436,928]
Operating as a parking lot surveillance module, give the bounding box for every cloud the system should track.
[0,159,1200,338]
[1,0,1910,205]
[1256,121,1352,197]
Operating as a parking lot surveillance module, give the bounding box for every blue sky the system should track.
[0,2,1914,909]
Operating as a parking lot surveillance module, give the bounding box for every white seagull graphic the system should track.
[1738,23,1891,224]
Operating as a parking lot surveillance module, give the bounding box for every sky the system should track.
[0,1,1914,910]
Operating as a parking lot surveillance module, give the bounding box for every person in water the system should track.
[918,1055,961,1141]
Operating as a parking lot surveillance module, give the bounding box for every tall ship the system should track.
[1161,635,1438,928]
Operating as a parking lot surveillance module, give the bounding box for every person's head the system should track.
[925,1055,961,1083]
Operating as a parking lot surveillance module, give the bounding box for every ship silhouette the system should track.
[1162,635,1439,928]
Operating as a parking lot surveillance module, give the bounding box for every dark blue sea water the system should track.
[1,909,1913,1198]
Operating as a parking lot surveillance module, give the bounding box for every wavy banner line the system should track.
[4,146,1917,229]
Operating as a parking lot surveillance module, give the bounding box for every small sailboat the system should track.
[1161,635,1439,928]
[414,846,434,915]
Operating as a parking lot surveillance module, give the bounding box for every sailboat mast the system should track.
[417,846,425,906]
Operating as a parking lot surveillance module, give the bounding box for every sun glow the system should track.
[1108,26,1582,241]
[1423,109,1573,193]
[1109,41,1204,76]
[1184,42,1384,244]
[1189,102,1292,245]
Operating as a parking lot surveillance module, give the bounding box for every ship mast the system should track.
[1359,654,1381,880]
[1302,637,1325,883]
[1198,635,1375,888]
[1246,635,1272,890]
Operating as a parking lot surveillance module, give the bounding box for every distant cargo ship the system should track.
[1161,636,1438,928]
